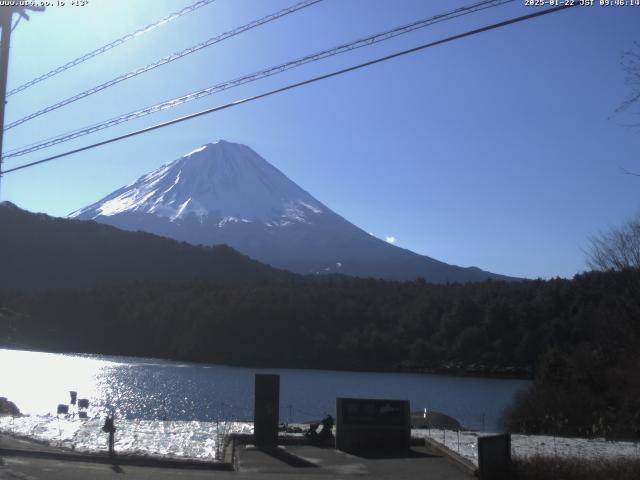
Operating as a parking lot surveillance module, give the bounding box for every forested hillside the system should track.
[1,269,636,377]
[0,202,291,289]
[2,267,638,437]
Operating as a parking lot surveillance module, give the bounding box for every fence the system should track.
[415,411,640,469]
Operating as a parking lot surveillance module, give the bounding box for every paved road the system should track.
[0,456,225,480]
[0,435,472,479]
[238,444,472,479]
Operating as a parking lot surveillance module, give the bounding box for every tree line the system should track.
[1,268,639,438]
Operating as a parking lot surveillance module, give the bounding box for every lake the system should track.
[0,348,528,429]
[0,348,529,459]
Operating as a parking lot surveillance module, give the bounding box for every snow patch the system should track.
[0,415,252,462]
[184,145,208,157]
[298,201,322,214]
[413,429,640,467]
[172,199,192,221]
[97,189,158,217]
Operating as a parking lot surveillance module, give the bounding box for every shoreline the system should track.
[0,416,253,464]
[0,345,533,380]
[0,431,233,471]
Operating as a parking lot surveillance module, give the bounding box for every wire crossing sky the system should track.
[6,0,219,97]
[0,4,575,174]
[1,0,639,280]
[2,0,512,159]
[1,3,575,176]
[4,0,323,131]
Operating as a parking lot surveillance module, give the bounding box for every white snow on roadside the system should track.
[413,429,640,467]
[6,417,636,465]
[0,415,252,461]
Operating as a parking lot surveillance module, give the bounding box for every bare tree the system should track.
[588,215,640,271]
[618,42,640,117]
[615,43,640,178]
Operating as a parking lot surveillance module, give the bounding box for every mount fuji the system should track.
[70,140,511,283]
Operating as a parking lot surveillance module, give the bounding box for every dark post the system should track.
[254,374,280,446]
[478,433,511,480]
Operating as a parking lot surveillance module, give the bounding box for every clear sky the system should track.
[1,0,639,280]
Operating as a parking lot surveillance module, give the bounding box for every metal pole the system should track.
[0,6,44,195]
[0,8,13,195]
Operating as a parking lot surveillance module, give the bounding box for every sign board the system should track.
[254,374,280,446]
[335,398,410,453]
[478,433,511,480]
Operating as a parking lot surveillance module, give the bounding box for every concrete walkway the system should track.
[237,444,472,479]
[0,434,472,479]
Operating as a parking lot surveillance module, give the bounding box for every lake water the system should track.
[0,348,529,459]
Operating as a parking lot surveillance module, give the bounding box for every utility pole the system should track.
[0,5,44,197]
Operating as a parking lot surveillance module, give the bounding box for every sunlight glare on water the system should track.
[1,348,529,429]
[0,346,530,460]
[0,349,255,460]
[1,349,114,417]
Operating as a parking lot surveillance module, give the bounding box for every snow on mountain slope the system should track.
[71,140,513,283]
[71,140,324,227]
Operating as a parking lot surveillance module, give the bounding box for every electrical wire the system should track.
[2,0,514,159]
[6,0,219,97]
[4,0,323,131]
[0,3,577,177]
[10,16,21,32]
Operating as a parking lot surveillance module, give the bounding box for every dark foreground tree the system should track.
[500,264,640,440]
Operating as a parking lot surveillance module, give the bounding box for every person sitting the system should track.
[319,415,334,439]
[304,422,320,439]
[305,415,334,443]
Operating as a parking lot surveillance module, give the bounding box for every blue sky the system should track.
[1,0,639,279]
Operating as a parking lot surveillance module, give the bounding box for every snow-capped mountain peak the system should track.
[70,140,512,283]
[70,140,324,225]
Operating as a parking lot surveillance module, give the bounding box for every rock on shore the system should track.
[0,397,20,416]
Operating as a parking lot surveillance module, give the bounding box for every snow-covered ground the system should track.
[413,429,640,466]
[7,415,637,466]
[0,415,253,461]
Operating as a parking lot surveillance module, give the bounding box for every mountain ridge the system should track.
[0,201,292,290]
[71,140,516,283]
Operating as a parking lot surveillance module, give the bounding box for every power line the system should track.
[4,0,323,131]
[1,4,577,177]
[3,0,514,160]
[0,5,45,201]
[6,0,219,97]
[10,16,21,32]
